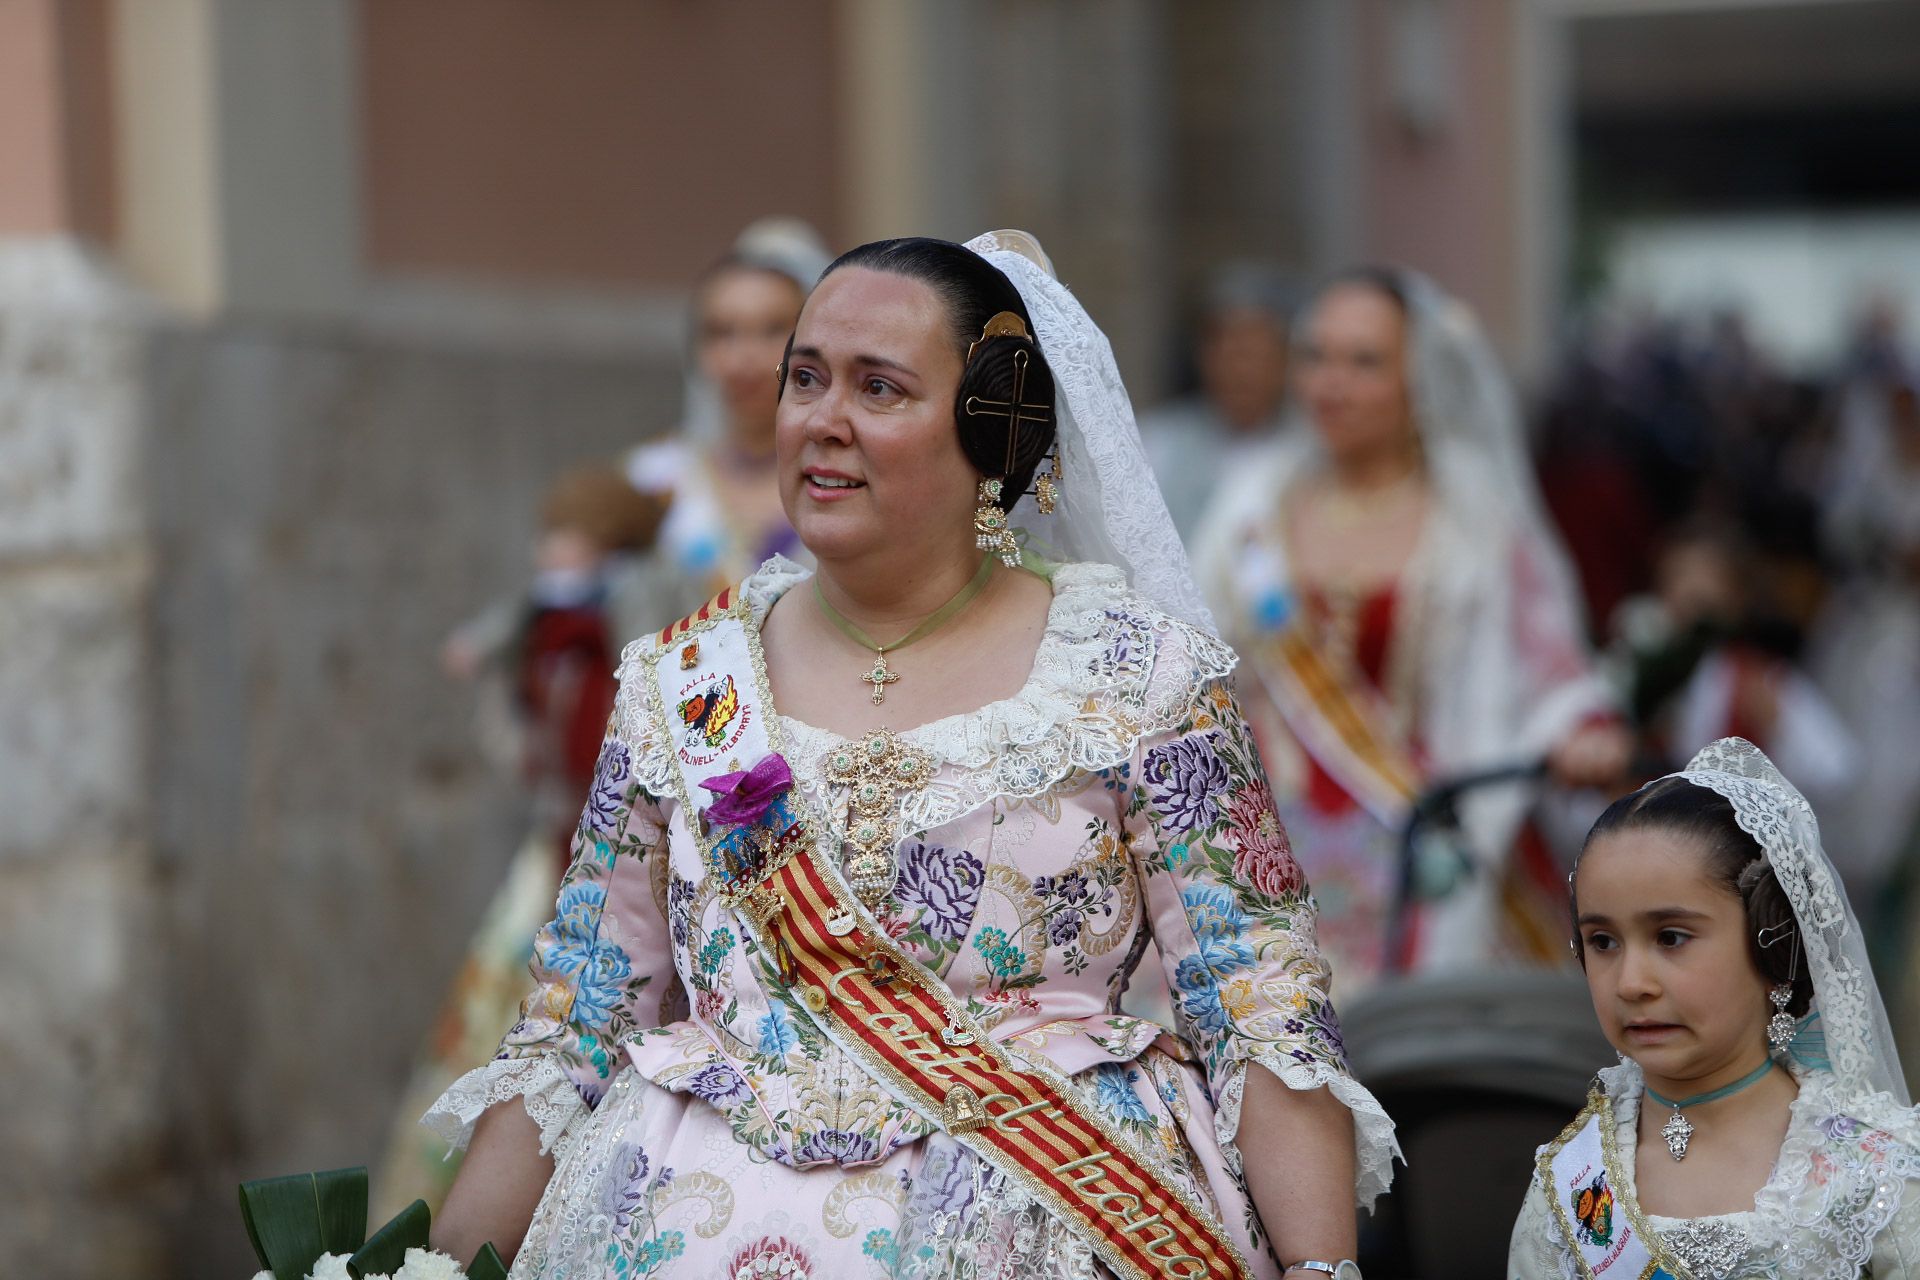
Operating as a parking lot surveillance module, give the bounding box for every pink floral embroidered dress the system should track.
[427,557,1397,1279]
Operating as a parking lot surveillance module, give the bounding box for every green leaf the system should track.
[348,1199,430,1278]
[468,1243,510,1280]
[237,1167,369,1280]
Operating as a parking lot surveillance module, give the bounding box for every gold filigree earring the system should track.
[1033,448,1061,515]
[973,477,1019,568]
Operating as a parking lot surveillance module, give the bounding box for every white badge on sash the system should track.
[649,607,810,909]
[1542,1099,1687,1280]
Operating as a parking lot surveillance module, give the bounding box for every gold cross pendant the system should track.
[860,651,901,705]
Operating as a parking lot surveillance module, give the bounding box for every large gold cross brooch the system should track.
[821,728,936,910]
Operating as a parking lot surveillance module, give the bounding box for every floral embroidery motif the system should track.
[696,926,736,977]
[1092,1063,1153,1127]
[861,1227,898,1268]
[540,881,643,1034]
[1143,731,1231,834]
[727,1235,813,1280]
[972,926,1028,981]
[1172,884,1254,1036]
[890,841,985,950]
[684,1061,753,1107]
[589,739,632,835]
[1224,778,1304,902]
[596,1138,690,1277]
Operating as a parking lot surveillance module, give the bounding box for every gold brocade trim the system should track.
[640,594,1257,1280]
[1536,1088,1694,1280]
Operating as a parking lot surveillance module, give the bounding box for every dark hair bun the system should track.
[957,332,1057,510]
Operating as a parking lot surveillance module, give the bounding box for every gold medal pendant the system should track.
[822,728,935,910]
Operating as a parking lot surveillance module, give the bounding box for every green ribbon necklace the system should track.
[1645,1058,1777,1162]
[814,553,996,706]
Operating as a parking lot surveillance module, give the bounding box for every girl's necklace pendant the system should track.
[1661,1107,1695,1161]
[1646,1057,1775,1163]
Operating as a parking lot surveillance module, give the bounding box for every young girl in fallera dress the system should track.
[1509,738,1920,1279]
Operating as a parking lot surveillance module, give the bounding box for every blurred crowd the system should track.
[1151,266,1920,915]
[1537,299,1920,906]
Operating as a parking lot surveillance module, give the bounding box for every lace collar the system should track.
[618,554,1237,830]
[1596,1057,1920,1280]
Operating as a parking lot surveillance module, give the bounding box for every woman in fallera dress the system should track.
[621,217,831,617]
[425,232,1396,1279]
[1192,268,1628,993]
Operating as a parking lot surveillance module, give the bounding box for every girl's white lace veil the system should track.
[963,230,1218,636]
[1678,737,1909,1106]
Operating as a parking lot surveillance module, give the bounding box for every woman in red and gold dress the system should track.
[1193,268,1628,993]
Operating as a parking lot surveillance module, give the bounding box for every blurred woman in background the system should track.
[622,217,831,616]
[379,220,830,1217]
[1193,267,1629,994]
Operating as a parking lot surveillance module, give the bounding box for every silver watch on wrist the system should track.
[1285,1262,1362,1280]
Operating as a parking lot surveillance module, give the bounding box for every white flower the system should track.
[308,1255,358,1280]
[393,1248,467,1280]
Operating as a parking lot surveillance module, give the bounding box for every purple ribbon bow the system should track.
[699,752,794,827]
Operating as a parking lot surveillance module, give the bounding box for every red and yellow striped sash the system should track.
[739,843,1253,1280]
[658,585,737,647]
[1267,626,1421,819]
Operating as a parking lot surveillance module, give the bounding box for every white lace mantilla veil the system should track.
[1677,737,1910,1108]
[962,230,1219,636]
[1377,267,1588,630]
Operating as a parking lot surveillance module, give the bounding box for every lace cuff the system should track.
[420,1054,587,1161]
[1212,1051,1401,1210]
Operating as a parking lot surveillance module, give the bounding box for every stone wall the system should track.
[0,241,164,1272]
[0,237,685,1274]
[149,305,682,1273]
